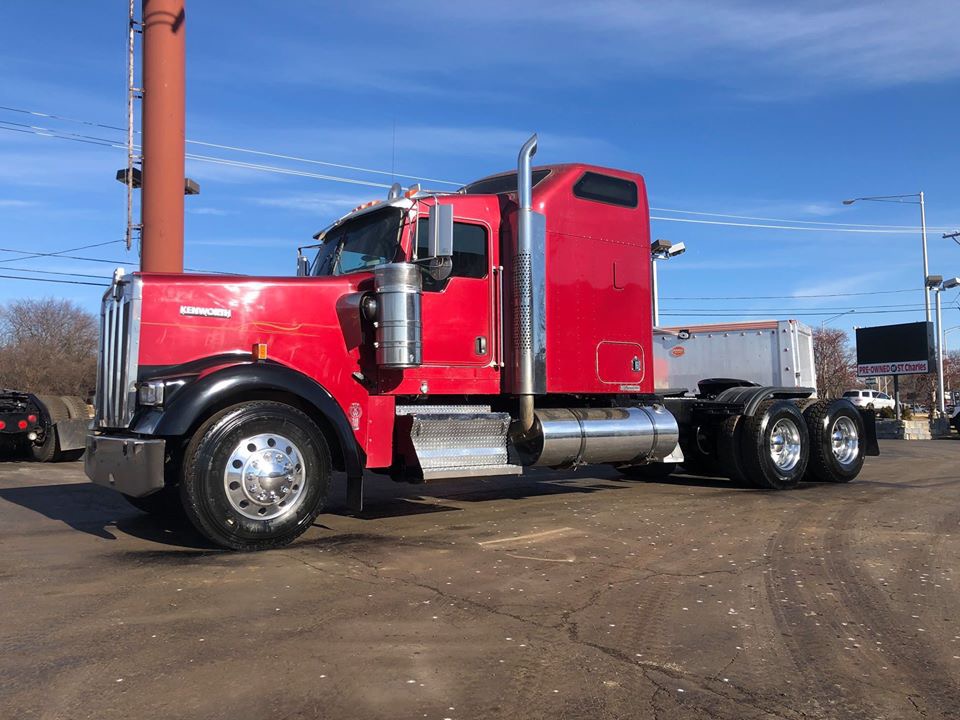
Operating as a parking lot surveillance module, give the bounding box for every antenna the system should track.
[125,0,143,251]
[391,119,396,183]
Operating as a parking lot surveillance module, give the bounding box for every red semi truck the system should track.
[85,136,878,550]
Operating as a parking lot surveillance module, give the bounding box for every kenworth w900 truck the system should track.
[85,136,878,550]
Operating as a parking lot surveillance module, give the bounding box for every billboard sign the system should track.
[855,322,934,377]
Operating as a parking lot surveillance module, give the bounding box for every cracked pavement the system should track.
[1,438,958,719]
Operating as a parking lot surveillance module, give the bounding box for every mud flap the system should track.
[55,418,91,451]
[858,409,880,456]
[347,474,363,512]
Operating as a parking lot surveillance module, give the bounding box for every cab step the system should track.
[394,406,522,481]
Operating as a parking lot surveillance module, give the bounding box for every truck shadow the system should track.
[0,481,213,549]
[0,466,771,550]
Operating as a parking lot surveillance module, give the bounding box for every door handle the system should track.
[475,336,488,356]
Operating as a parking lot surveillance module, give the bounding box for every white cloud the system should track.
[190,237,299,248]
[331,0,960,95]
[187,207,233,216]
[251,193,370,216]
[788,270,897,307]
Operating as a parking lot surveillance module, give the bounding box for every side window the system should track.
[416,218,489,284]
[878,393,890,400]
[573,171,638,208]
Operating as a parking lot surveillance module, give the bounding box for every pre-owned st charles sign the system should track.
[855,322,934,378]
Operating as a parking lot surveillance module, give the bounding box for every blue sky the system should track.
[2,1,959,344]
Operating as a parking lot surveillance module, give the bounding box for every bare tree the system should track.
[813,327,855,399]
[0,298,98,397]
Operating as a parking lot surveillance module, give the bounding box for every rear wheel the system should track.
[29,395,70,462]
[803,399,864,483]
[180,401,331,551]
[740,400,809,490]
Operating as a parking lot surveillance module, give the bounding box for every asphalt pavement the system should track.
[1,439,958,720]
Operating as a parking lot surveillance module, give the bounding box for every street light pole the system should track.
[651,258,660,327]
[935,282,945,416]
[920,192,930,321]
[650,239,685,328]
[843,192,930,322]
[931,278,960,417]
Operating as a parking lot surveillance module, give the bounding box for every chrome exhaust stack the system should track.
[511,134,547,432]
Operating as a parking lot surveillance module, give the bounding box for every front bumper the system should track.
[85,433,166,497]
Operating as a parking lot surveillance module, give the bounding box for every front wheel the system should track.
[180,401,331,551]
[740,400,809,490]
[803,399,864,483]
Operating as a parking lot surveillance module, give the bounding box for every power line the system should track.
[183,151,395,189]
[7,267,110,280]
[0,122,397,190]
[0,247,131,265]
[8,105,960,245]
[0,239,126,266]
[661,288,918,300]
[660,307,949,318]
[662,304,927,313]
[0,104,463,186]
[649,215,931,234]
[6,104,960,235]
[0,272,108,288]
[651,206,957,232]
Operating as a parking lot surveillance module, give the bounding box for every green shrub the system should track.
[878,406,895,419]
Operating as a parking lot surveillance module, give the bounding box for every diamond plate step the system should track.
[394,411,523,482]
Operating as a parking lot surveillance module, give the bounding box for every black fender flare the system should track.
[714,385,816,417]
[134,362,365,484]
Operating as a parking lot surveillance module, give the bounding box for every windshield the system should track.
[312,207,404,276]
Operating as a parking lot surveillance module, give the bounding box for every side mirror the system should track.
[425,204,454,259]
[296,254,310,277]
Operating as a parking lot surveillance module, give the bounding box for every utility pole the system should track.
[140,0,186,273]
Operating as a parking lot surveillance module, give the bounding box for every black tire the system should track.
[740,399,809,490]
[60,395,90,420]
[29,395,70,462]
[180,401,331,551]
[717,414,750,486]
[123,485,187,521]
[618,462,677,480]
[803,399,865,483]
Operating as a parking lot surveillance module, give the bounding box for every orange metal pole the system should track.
[140,0,185,273]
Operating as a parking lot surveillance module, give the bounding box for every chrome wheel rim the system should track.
[830,416,859,466]
[769,418,802,472]
[223,433,306,520]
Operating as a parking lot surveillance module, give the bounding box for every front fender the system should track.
[133,361,364,480]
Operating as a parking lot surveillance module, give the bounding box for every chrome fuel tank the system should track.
[515,406,679,468]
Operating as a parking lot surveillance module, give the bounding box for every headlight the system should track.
[137,380,166,406]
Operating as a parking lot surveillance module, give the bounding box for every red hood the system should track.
[137,272,370,379]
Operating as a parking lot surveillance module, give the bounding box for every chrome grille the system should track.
[96,273,141,428]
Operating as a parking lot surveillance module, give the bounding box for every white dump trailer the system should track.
[653,320,816,395]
